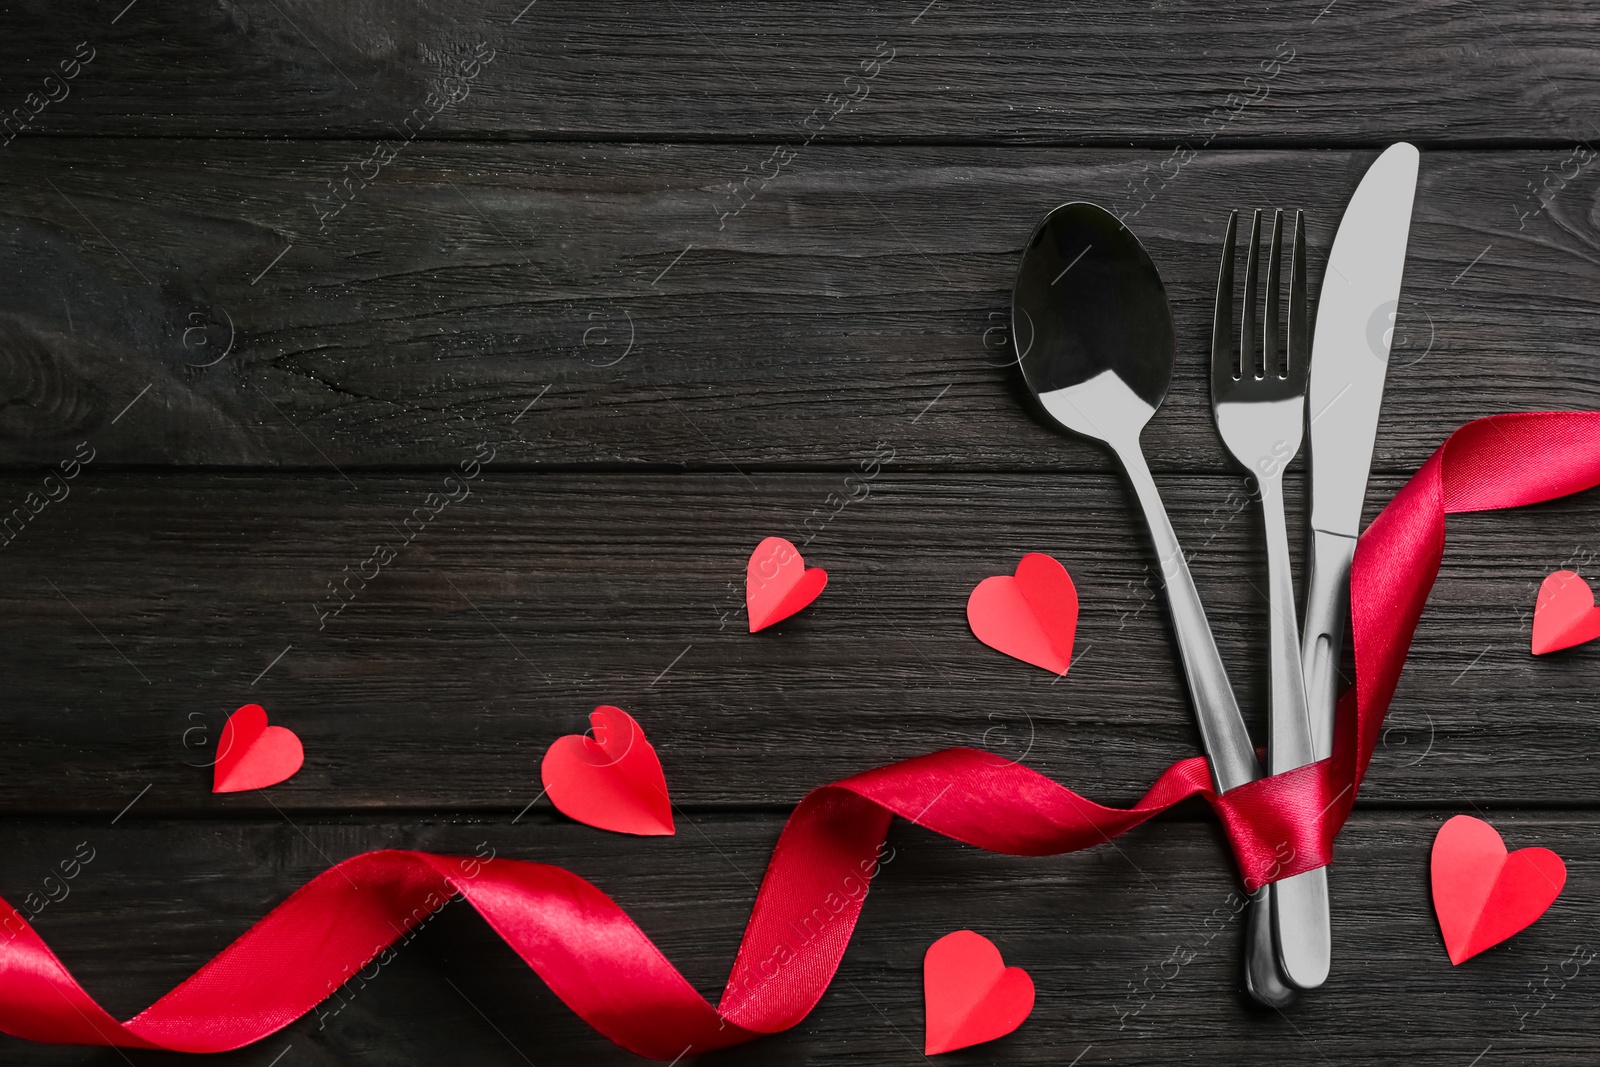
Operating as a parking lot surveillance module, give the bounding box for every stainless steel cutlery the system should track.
[1012,202,1295,1007]
[1301,143,1421,763]
[1010,143,1418,1001]
[1011,203,1264,802]
[1211,208,1331,991]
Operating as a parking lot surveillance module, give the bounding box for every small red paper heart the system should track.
[541,705,674,836]
[966,553,1079,674]
[1531,570,1600,654]
[1432,814,1566,965]
[212,704,304,793]
[746,536,827,632]
[923,930,1035,1055]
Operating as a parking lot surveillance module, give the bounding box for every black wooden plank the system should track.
[2,2,1598,144]
[0,810,1594,1065]
[0,142,1595,473]
[0,470,1595,812]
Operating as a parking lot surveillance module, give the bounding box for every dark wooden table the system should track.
[4,2,1600,1063]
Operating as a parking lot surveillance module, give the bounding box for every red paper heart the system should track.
[966,553,1079,674]
[1431,815,1566,964]
[746,536,827,632]
[212,704,304,793]
[541,705,674,836]
[1531,570,1600,654]
[923,930,1034,1055]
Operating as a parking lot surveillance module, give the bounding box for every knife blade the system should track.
[1301,143,1420,761]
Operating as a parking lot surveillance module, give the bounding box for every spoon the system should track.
[1011,202,1294,1007]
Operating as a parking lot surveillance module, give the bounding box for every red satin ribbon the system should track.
[4,412,1598,1059]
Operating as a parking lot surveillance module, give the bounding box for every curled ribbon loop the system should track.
[3,412,1598,1058]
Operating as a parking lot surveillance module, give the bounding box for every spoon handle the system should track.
[1244,886,1297,1006]
[1115,438,1295,1005]
[1115,439,1260,792]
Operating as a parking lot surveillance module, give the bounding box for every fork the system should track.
[1211,209,1331,992]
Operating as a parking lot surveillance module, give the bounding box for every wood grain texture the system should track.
[2,810,1596,1065]
[0,470,1594,812]
[1,141,1597,472]
[2,2,1598,1062]
[1,1,1599,143]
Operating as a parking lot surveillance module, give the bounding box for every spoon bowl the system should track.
[1012,203,1176,446]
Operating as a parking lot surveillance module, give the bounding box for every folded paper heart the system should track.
[540,705,674,836]
[746,536,827,632]
[966,553,1079,674]
[1431,814,1566,964]
[212,704,304,793]
[1531,570,1600,654]
[923,930,1034,1055]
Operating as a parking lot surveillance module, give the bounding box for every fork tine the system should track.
[1264,209,1284,379]
[1212,210,1239,386]
[1288,210,1308,388]
[1240,209,1262,380]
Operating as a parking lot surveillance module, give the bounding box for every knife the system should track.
[1302,143,1420,763]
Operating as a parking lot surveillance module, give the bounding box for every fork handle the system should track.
[1261,474,1316,775]
[1260,473,1332,990]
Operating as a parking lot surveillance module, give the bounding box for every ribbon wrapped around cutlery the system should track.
[2,411,1597,1058]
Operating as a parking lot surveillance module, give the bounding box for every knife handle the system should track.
[1300,529,1357,761]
